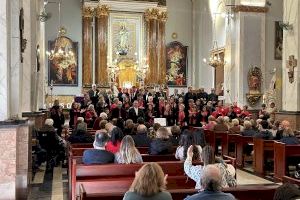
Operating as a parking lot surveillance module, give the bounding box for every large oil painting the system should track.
[48,36,78,86]
[166,41,188,86]
[274,21,283,60]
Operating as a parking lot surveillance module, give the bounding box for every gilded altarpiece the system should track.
[108,13,145,87]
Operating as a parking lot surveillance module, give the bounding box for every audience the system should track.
[124,119,134,135]
[184,165,235,200]
[83,131,114,164]
[123,163,172,200]
[229,119,241,134]
[149,127,173,155]
[273,183,300,200]
[114,135,143,164]
[279,127,299,145]
[175,131,202,161]
[241,120,257,137]
[213,117,229,132]
[106,127,124,153]
[132,124,151,147]
[254,120,273,140]
[184,145,236,190]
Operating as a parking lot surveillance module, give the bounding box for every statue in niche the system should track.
[117,23,129,56]
[246,66,262,105]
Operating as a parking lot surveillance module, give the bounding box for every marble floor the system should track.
[27,163,275,200]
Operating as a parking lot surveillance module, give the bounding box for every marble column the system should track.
[82,7,94,87]
[230,6,267,108]
[145,8,159,85]
[282,0,300,112]
[10,0,23,119]
[0,0,9,121]
[157,11,167,85]
[95,5,109,86]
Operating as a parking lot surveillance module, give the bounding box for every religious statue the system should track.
[286,55,297,83]
[117,23,129,55]
[246,66,262,106]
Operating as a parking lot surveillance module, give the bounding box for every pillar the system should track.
[158,11,167,85]
[145,8,159,85]
[82,6,94,87]
[230,5,267,108]
[95,5,109,86]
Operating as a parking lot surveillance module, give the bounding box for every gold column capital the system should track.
[145,8,159,21]
[158,11,168,22]
[82,6,95,18]
[96,5,110,17]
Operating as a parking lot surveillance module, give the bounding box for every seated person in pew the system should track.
[229,118,242,134]
[184,145,236,190]
[106,127,124,153]
[184,165,235,200]
[92,112,108,130]
[169,125,180,146]
[83,131,114,164]
[279,123,299,145]
[67,128,94,144]
[149,127,173,155]
[254,120,273,140]
[148,123,161,139]
[115,135,143,164]
[213,116,229,132]
[241,120,257,137]
[123,119,135,136]
[175,130,202,161]
[273,183,300,200]
[123,163,172,200]
[132,124,151,147]
[73,117,87,134]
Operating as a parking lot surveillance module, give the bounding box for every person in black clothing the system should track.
[242,120,257,137]
[50,100,65,136]
[88,84,99,106]
[131,124,151,147]
[111,101,127,119]
[254,120,273,140]
[279,128,299,145]
[82,131,114,164]
[226,106,237,120]
[208,88,218,106]
[184,86,194,107]
[68,129,94,144]
[149,127,173,155]
[128,100,145,123]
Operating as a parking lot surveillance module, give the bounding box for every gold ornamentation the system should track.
[246,66,263,105]
[145,8,159,21]
[96,5,109,17]
[158,11,168,22]
[232,5,268,13]
[82,6,95,18]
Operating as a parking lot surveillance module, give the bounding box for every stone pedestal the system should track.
[275,111,300,131]
[0,120,30,200]
[22,111,45,130]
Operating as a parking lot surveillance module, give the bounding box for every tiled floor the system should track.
[27,163,275,200]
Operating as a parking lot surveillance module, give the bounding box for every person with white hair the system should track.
[85,104,98,128]
[131,124,151,147]
[40,118,56,133]
[88,83,99,106]
[84,131,114,164]
[184,165,235,200]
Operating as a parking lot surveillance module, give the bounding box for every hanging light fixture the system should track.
[203,13,226,68]
[45,0,74,68]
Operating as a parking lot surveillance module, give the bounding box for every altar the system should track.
[82,0,167,88]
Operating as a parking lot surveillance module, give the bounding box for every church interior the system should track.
[1,0,300,199]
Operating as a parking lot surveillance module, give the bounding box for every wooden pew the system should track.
[274,142,300,181]
[79,183,279,200]
[282,175,300,186]
[71,160,194,200]
[253,138,274,175]
[235,135,253,168]
[204,130,228,155]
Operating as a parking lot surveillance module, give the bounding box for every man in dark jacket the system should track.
[132,124,151,147]
[82,131,114,164]
[254,120,273,140]
[128,100,145,123]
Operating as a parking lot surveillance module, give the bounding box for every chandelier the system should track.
[45,0,74,68]
[203,13,226,68]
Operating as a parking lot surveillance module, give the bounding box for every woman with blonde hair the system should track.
[115,135,143,164]
[123,163,172,200]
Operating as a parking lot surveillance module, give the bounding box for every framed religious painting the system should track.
[274,21,283,60]
[48,36,78,86]
[166,41,188,87]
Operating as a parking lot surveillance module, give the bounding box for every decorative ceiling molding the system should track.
[84,0,166,13]
[232,5,268,13]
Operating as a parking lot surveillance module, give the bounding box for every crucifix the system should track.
[286,55,297,83]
